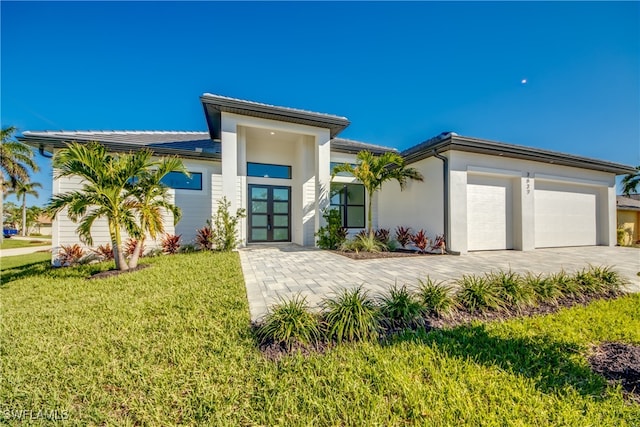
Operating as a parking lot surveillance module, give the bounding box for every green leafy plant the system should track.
[322,286,380,343]
[487,270,535,310]
[257,295,321,351]
[456,274,505,313]
[211,197,246,251]
[57,244,86,267]
[550,271,580,297]
[585,265,625,293]
[315,208,348,250]
[378,283,425,328]
[340,234,387,253]
[411,229,429,253]
[524,272,562,305]
[418,277,457,317]
[395,226,412,248]
[161,234,181,255]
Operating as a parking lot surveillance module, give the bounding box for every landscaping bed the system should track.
[330,249,442,260]
[589,342,640,402]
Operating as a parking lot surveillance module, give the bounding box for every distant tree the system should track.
[26,205,44,234]
[2,201,20,228]
[331,150,424,238]
[7,181,42,236]
[0,126,38,240]
[621,166,640,196]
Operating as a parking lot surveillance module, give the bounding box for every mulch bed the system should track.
[88,264,151,280]
[330,250,444,260]
[589,342,640,402]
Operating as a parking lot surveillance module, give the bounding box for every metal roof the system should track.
[617,195,640,211]
[402,132,636,175]
[19,131,221,161]
[331,138,397,155]
[201,93,350,138]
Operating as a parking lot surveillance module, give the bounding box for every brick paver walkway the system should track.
[239,245,640,321]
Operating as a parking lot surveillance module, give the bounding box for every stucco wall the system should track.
[617,209,639,244]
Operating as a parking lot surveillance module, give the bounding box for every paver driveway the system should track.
[239,245,640,321]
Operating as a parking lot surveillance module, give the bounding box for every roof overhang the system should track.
[402,133,635,175]
[18,135,221,161]
[201,93,350,139]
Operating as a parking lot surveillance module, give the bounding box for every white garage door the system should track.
[467,175,513,251]
[534,185,597,248]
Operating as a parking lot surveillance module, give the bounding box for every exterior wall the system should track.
[378,156,444,241]
[50,155,220,262]
[220,112,331,247]
[617,209,639,245]
[447,151,617,254]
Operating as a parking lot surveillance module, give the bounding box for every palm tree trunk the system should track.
[111,221,128,271]
[368,190,374,238]
[128,238,144,269]
[21,194,27,236]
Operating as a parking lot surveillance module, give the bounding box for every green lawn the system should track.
[1,252,638,426]
[1,238,50,250]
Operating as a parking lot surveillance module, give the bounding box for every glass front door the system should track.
[248,185,291,243]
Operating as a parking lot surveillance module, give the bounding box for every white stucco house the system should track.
[20,93,635,258]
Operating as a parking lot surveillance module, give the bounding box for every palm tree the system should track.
[7,180,42,236]
[126,157,186,268]
[1,126,38,241]
[48,142,156,270]
[621,166,640,196]
[332,150,424,237]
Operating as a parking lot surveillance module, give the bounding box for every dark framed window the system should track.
[330,162,356,177]
[247,162,291,179]
[161,172,202,190]
[330,183,365,228]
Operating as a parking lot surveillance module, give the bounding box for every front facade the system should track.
[20,93,634,258]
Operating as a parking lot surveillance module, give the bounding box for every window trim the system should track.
[330,183,366,229]
[247,162,292,179]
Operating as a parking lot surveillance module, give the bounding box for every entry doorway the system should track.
[248,185,291,243]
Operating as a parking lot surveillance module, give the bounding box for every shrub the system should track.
[378,284,424,328]
[340,234,387,253]
[195,222,214,251]
[161,234,181,255]
[418,277,457,317]
[374,228,390,245]
[431,234,446,254]
[395,226,412,248]
[585,265,625,293]
[124,238,145,258]
[322,286,380,343]
[211,197,246,251]
[487,270,535,310]
[411,229,429,253]
[525,272,562,305]
[257,295,321,351]
[315,209,348,250]
[550,271,580,297]
[456,275,505,313]
[178,243,198,254]
[57,244,85,267]
[92,243,114,261]
[572,268,606,295]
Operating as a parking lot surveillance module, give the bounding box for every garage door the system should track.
[534,185,597,248]
[467,175,513,251]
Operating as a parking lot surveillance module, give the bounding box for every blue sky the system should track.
[2,1,638,206]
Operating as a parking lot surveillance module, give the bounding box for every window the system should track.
[330,183,365,228]
[161,172,202,190]
[247,162,291,179]
[330,162,356,177]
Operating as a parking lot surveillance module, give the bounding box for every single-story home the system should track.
[617,195,640,245]
[19,93,635,258]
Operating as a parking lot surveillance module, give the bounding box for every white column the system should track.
[605,186,617,246]
[314,130,331,235]
[449,170,468,254]
[520,175,536,251]
[221,115,239,213]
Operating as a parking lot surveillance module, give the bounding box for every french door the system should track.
[248,185,291,242]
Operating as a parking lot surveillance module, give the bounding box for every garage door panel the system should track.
[534,188,596,248]
[467,179,513,251]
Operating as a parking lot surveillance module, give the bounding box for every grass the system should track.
[1,239,50,250]
[1,253,639,425]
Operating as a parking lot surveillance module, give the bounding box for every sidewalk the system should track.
[0,246,51,258]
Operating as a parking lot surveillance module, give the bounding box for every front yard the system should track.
[1,252,638,425]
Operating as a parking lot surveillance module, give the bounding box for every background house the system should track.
[617,195,640,245]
